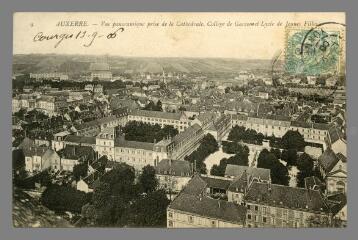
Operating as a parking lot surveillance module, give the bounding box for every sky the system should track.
[13,12,345,59]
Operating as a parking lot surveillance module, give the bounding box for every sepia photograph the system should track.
[12,12,347,228]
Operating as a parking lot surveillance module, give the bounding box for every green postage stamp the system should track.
[285,22,345,76]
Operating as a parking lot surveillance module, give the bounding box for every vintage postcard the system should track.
[12,12,346,228]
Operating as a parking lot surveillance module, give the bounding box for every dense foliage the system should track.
[41,184,90,213]
[257,149,290,186]
[184,134,219,174]
[81,163,169,227]
[281,130,306,150]
[211,143,249,177]
[228,126,264,145]
[143,100,163,111]
[122,121,178,143]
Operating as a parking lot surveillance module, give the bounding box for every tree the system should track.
[81,203,97,225]
[12,149,25,174]
[281,130,306,150]
[155,100,163,111]
[270,148,281,160]
[92,182,111,209]
[73,162,88,181]
[41,184,89,213]
[184,134,218,174]
[257,149,290,186]
[139,165,158,193]
[271,162,290,186]
[297,153,314,172]
[125,190,170,227]
[281,149,298,166]
[210,162,226,177]
[296,153,315,187]
[178,106,186,111]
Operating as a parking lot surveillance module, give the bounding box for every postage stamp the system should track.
[285,22,345,76]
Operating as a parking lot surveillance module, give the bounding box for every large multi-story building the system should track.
[128,109,190,133]
[155,159,193,198]
[318,148,347,194]
[231,113,339,149]
[167,174,247,228]
[23,146,55,173]
[168,165,345,228]
[94,127,170,171]
[167,124,205,160]
[243,182,331,228]
[192,113,231,141]
[90,63,112,81]
[30,72,69,81]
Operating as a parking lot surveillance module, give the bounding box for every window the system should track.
[254,206,259,211]
[263,217,267,223]
[211,220,216,227]
[168,212,173,218]
[168,220,173,227]
[247,214,252,220]
[263,207,267,215]
[188,216,194,223]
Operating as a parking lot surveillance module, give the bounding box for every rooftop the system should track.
[114,138,155,151]
[155,159,193,177]
[129,109,185,120]
[168,174,246,224]
[225,164,271,182]
[318,148,340,173]
[245,182,329,213]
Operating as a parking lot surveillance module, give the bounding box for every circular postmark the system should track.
[285,22,345,76]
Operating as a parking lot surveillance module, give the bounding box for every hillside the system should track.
[13,54,276,74]
[13,188,73,228]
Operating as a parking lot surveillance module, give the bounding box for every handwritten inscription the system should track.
[33,27,125,48]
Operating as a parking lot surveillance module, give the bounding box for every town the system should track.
[12,55,347,228]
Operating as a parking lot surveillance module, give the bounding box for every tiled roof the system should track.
[64,135,96,145]
[60,145,95,161]
[327,193,347,216]
[304,176,324,190]
[155,159,192,177]
[227,171,249,193]
[168,174,246,224]
[200,175,232,191]
[172,124,202,145]
[42,149,60,162]
[169,192,246,224]
[196,112,216,124]
[114,138,155,151]
[231,114,248,121]
[336,153,347,163]
[318,148,340,173]
[129,109,184,120]
[225,165,270,182]
[328,125,345,144]
[245,182,329,213]
[18,137,35,150]
[23,145,48,157]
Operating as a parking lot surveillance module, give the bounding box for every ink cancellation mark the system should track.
[284,22,345,76]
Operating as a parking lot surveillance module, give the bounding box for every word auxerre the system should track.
[56,21,89,27]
